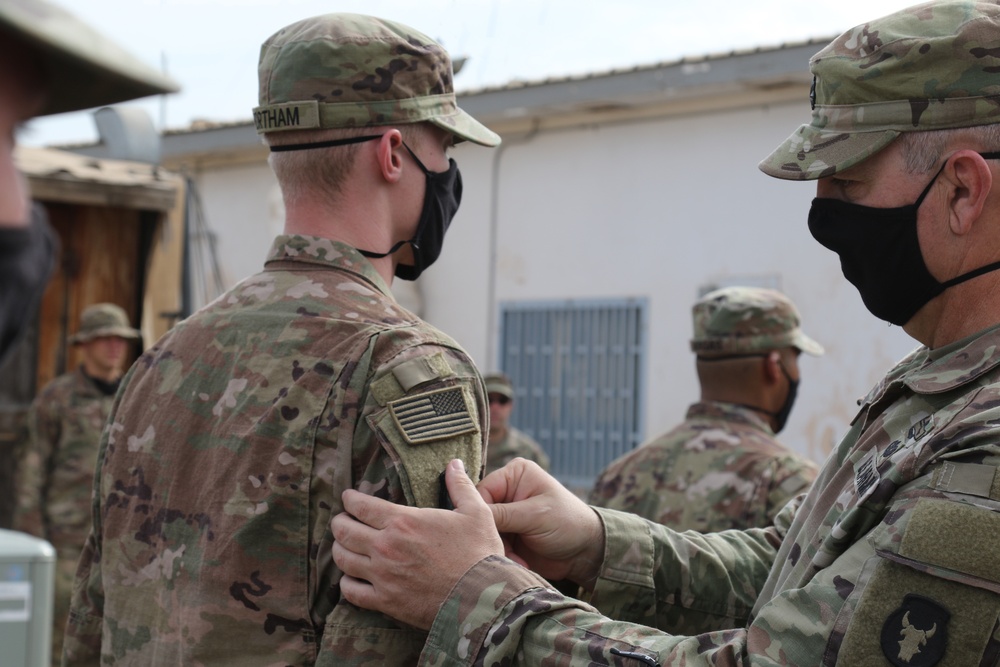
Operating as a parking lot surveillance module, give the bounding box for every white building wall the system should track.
[187,98,917,467]
[429,101,915,464]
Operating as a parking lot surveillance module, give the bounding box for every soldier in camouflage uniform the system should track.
[330,2,1000,665]
[483,373,550,474]
[590,287,820,532]
[63,13,499,666]
[14,304,139,663]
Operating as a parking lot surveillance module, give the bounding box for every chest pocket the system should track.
[833,470,1000,667]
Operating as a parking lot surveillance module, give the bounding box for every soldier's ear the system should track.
[763,351,782,384]
[376,130,405,184]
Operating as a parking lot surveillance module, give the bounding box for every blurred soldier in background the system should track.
[590,287,820,531]
[483,372,550,474]
[14,303,140,662]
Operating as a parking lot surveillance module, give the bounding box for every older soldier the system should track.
[483,372,550,474]
[0,1,174,365]
[330,2,1000,665]
[14,303,139,662]
[591,287,820,532]
[64,13,499,666]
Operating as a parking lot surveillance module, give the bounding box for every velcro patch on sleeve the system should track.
[389,386,477,445]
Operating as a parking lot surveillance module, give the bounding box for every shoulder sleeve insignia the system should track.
[389,386,477,445]
[880,594,950,667]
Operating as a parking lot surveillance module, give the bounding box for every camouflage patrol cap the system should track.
[484,372,514,399]
[0,0,178,116]
[69,303,141,344]
[690,287,824,357]
[254,13,500,146]
[760,0,1000,181]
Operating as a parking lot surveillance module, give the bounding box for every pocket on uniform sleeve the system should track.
[366,382,482,508]
[834,499,1000,667]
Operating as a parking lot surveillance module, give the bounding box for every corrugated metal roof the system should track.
[456,36,832,96]
[156,36,831,139]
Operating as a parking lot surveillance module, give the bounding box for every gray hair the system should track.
[898,124,1000,174]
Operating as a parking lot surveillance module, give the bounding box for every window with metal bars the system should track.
[498,298,647,493]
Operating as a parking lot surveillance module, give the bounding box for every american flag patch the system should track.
[389,386,478,445]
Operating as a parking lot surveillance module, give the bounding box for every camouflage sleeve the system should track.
[316,340,487,663]
[420,468,1000,666]
[13,395,59,539]
[418,502,791,665]
[586,504,785,635]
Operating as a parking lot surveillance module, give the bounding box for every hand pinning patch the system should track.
[389,386,477,445]
[880,594,950,667]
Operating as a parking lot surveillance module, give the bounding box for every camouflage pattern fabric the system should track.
[254,13,499,146]
[690,287,823,357]
[485,426,550,475]
[63,235,487,666]
[419,323,1000,665]
[589,401,817,534]
[760,1,1000,180]
[14,367,114,665]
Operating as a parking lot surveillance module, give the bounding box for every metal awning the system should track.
[16,145,179,212]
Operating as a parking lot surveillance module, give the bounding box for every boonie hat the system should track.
[760,0,1000,181]
[69,303,141,344]
[254,13,500,146]
[690,287,824,357]
[483,373,514,399]
[0,0,178,116]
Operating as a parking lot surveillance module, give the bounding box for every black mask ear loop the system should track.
[267,133,415,260]
[921,151,1000,290]
[357,142,433,261]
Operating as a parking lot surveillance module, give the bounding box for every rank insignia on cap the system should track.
[880,594,950,667]
[389,386,477,445]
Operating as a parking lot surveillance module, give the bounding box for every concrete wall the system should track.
[185,98,917,467]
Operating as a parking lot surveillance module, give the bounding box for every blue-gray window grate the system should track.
[499,298,647,492]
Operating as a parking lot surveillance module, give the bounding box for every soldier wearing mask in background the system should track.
[591,287,820,532]
[15,303,140,663]
[330,2,1000,665]
[0,0,175,366]
[64,13,500,665]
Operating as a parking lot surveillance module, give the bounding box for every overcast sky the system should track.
[22,0,919,147]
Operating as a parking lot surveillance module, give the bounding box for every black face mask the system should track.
[771,362,798,435]
[268,134,462,281]
[809,151,1000,326]
[359,143,462,281]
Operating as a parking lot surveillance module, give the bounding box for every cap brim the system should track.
[759,123,899,181]
[0,0,178,117]
[70,327,141,344]
[793,331,825,357]
[430,108,501,147]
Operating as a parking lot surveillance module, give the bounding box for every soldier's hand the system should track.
[332,458,504,631]
[479,458,606,591]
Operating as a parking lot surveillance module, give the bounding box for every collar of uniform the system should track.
[686,400,775,436]
[265,234,392,297]
[859,321,1000,408]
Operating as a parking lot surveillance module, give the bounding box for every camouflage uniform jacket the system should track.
[15,366,114,554]
[485,426,550,475]
[420,323,1000,666]
[64,235,488,666]
[588,401,817,533]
